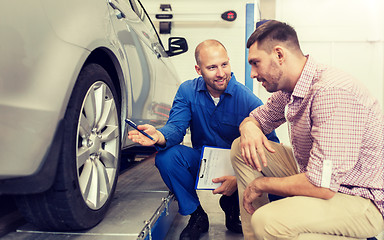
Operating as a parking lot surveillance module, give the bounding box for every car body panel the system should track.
[0,1,90,178]
[0,0,184,188]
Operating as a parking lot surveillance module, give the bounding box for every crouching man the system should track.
[231,20,384,240]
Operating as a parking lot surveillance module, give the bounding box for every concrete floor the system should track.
[165,190,243,240]
[0,156,243,240]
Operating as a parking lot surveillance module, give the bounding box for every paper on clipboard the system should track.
[195,146,235,190]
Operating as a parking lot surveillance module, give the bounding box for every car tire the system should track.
[15,63,121,230]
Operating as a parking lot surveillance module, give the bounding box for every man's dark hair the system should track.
[247,20,302,55]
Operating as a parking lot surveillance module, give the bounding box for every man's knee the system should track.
[251,205,295,239]
[155,146,182,172]
[230,137,277,166]
[155,145,198,172]
[251,207,272,238]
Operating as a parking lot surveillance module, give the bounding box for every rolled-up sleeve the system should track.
[250,91,288,135]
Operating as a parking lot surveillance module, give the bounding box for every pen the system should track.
[125,119,154,141]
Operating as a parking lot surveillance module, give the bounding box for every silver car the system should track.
[0,0,187,230]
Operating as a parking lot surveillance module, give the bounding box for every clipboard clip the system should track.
[199,159,207,178]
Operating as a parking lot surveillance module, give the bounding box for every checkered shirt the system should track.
[250,56,384,216]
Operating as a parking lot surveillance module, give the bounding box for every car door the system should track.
[109,0,183,129]
[132,0,182,128]
[108,0,158,123]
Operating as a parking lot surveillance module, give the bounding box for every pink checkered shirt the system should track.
[250,56,384,216]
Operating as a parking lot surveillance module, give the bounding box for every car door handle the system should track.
[108,0,126,19]
[152,45,162,58]
[154,50,161,59]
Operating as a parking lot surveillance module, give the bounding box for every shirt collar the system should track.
[197,72,236,96]
[291,55,317,99]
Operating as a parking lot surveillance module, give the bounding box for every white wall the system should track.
[142,0,384,146]
[143,0,249,84]
[270,0,384,145]
[275,0,384,107]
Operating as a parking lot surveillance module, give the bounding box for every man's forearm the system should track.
[250,173,335,200]
[239,116,262,134]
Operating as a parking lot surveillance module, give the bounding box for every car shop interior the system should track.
[1,0,384,239]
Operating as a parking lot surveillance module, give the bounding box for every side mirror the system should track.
[166,37,188,57]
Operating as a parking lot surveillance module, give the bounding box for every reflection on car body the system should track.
[0,0,187,230]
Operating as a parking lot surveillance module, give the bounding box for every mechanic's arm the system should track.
[243,173,335,214]
[129,85,191,149]
[239,117,276,171]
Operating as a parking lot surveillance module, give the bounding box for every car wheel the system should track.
[15,63,121,230]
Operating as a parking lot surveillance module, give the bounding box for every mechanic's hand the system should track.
[212,175,237,196]
[239,119,275,172]
[128,124,158,146]
[243,177,264,214]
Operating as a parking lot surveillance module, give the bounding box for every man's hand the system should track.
[128,124,165,146]
[212,176,237,196]
[239,117,275,171]
[243,177,264,214]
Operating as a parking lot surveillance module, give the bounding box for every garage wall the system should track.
[143,0,250,84]
[142,0,384,146]
[275,0,384,107]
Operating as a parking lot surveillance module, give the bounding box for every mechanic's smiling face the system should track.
[195,44,231,98]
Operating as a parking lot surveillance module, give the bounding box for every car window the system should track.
[132,0,165,49]
[129,0,144,19]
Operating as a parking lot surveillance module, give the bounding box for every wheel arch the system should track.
[83,47,131,140]
[85,48,123,106]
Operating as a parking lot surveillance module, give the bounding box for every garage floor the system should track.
[165,190,243,240]
[0,155,243,240]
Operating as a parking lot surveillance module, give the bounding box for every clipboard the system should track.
[195,146,235,190]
